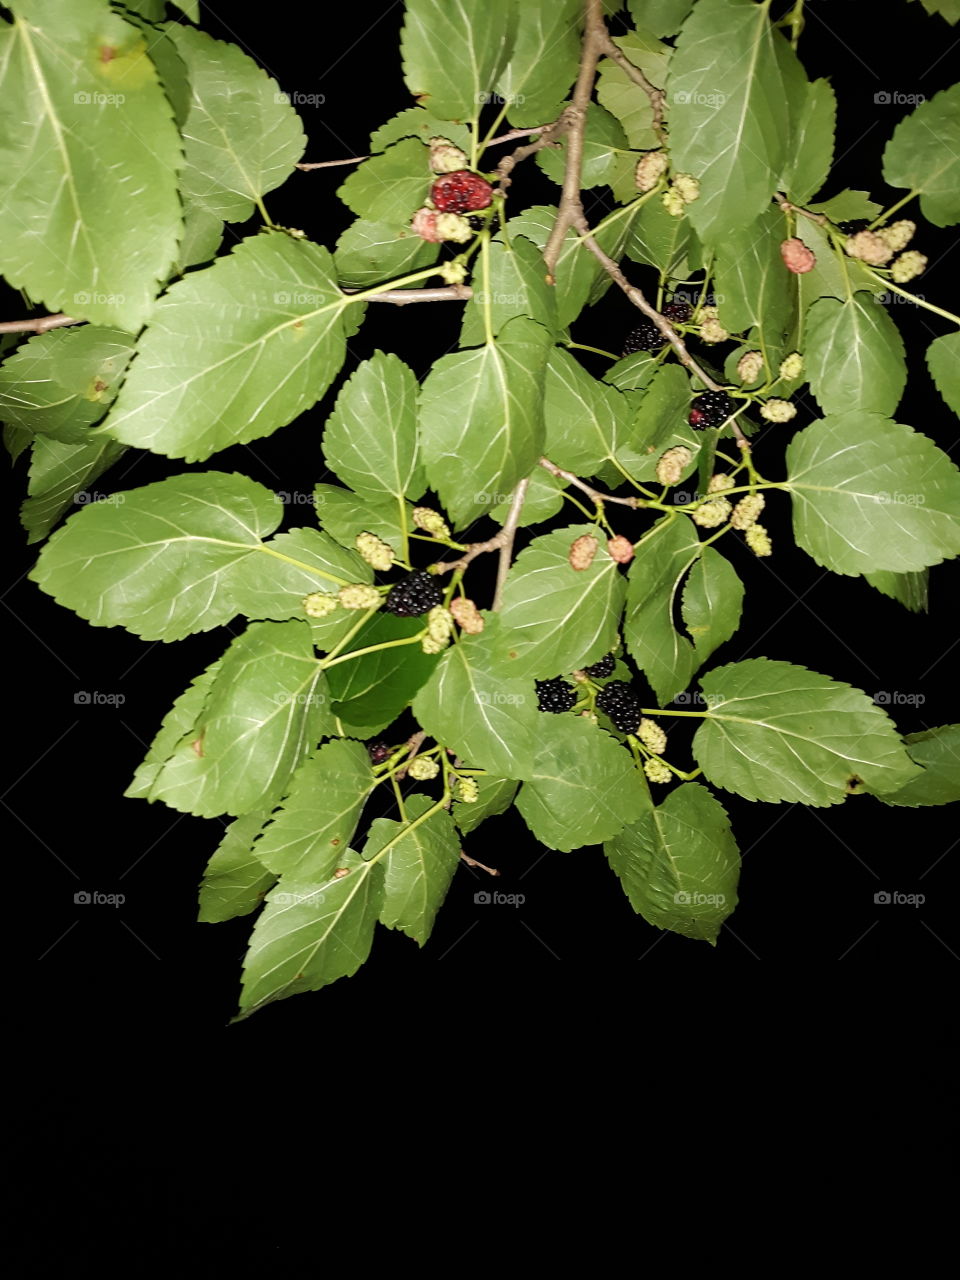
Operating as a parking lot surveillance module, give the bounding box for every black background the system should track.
[7,1,958,1235]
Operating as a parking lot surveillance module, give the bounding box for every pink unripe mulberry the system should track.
[607,535,634,564]
[780,237,816,274]
[569,534,599,571]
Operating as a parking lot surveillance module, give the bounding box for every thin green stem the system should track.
[319,631,425,672]
[319,604,380,664]
[344,265,450,305]
[363,797,450,866]
[561,489,596,520]
[867,189,919,231]
[864,270,960,326]
[566,341,620,361]
[397,497,409,564]
[390,771,408,822]
[639,707,708,717]
[256,195,272,226]
[480,232,494,345]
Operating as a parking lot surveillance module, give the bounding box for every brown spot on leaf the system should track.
[332,867,350,879]
[100,45,117,63]
[190,734,204,758]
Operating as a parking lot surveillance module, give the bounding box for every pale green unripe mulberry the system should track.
[408,756,440,781]
[699,307,729,344]
[779,351,804,381]
[845,229,894,265]
[673,173,700,203]
[708,473,735,493]
[339,583,382,609]
[438,260,468,285]
[745,524,773,556]
[638,717,667,754]
[635,150,668,192]
[878,220,915,253]
[421,633,449,655]
[656,445,693,485]
[662,187,686,218]
[458,777,479,803]
[412,507,451,538]
[429,137,468,173]
[303,591,340,618]
[760,398,797,423]
[891,251,927,283]
[427,605,453,642]
[692,498,732,528]
[737,350,765,384]
[435,213,473,243]
[731,493,765,529]
[644,758,672,784]
[355,531,394,571]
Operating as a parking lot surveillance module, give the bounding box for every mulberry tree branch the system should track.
[594,28,666,143]
[0,313,82,334]
[492,477,530,611]
[539,457,641,508]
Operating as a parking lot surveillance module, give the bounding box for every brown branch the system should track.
[542,0,607,276]
[496,118,568,194]
[350,285,473,305]
[460,850,501,877]
[296,125,551,174]
[539,457,640,508]
[595,29,666,143]
[776,194,828,226]
[0,313,82,334]
[296,155,369,171]
[431,530,509,575]
[395,730,427,780]
[492,477,529,611]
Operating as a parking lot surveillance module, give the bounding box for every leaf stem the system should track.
[863,269,960,326]
[319,631,425,671]
[318,604,381,664]
[867,189,919,230]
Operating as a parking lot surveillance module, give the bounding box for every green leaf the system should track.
[494,0,581,125]
[667,0,790,244]
[0,0,182,330]
[597,31,670,150]
[369,107,471,154]
[605,782,739,944]
[626,197,691,274]
[412,616,542,780]
[460,235,558,345]
[542,347,635,473]
[401,0,517,121]
[873,725,960,807]
[197,812,276,924]
[882,83,960,226]
[238,854,384,1016]
[148,620,333,818]
[174,201,224,272]
[627,0,693,37]
[126,659,222,801]
[779,78,835,204]
[454,775,518,834]
[4,423,31,464]
[604,351,662,392]
[794,219,876,309]
[251,739,373,879]
[516,717,648,851]
[0,327,135,442]
[170,0,199,19]
[805,293,906,416]
[100,235,350,462]
[167,24,305,222]
[508,205,633,327]
[337,138,432,224]
[334,217,439,289]
[227,527,371,621]
[926,331,960,417]
[863,569,929,613]
[364,795,460,945]
[327,614,440,736]
[30,470,283,640]
[20,436,126,544]
[623,517,703,704]
[489,464,566,527]
[322,351,425,501]
[681,546,744,662]
[808,190,882,222]
[693,658,922,805]
[715,209,797,378]
[537,103,631,188]
[909,0,960,23]
[418,315,551,528]
[617,364,698,481]
[313,484,413,558]
[499,523,628,679]
[785,413,960,574]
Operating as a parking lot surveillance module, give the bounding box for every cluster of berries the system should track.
[411,137,494,245]
[622,300,692,355]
